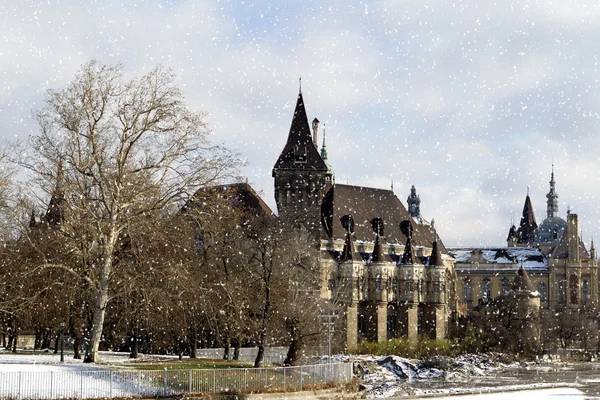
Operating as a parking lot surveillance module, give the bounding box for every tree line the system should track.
[0,61,332,366]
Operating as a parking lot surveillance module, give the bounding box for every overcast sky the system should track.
[2,0,600,247]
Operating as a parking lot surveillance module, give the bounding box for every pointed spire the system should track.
[546,164,559,219]
[371,232,386,263]
[272,89,327,172]
[401,228,422,265]
[516,192,537,244]
[340,216,359,262]
[591,237,596,260]
[320,125,333,174]
[429,236,444,267]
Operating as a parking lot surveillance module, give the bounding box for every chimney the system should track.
[567,213,579,263]
[312,118,320,149]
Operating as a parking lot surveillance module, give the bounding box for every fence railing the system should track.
[0,362,353,399]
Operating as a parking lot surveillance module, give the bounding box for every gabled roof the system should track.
[320,184,446,252]
[272,93,327,173]
[550,229,590,260]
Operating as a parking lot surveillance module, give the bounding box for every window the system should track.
[405,281,414,293]
[463,279,473,302]
[557,279,565,303]
[537,282,548,302]
[501,278,510,295]
[583,279,590,301]
[481,278,492,299]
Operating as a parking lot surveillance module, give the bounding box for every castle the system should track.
[271,88,597,349]
[272,90,457,348]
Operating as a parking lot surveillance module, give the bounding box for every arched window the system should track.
[481,278,492,299]
[463,279,473,302]
[537,282,548,302]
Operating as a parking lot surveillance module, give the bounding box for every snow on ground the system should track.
[342,352,575,398]
[0,350,184,399]
[433,387,584,399]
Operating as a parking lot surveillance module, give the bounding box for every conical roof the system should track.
[401,234,422,265]
[514,265,536,293]
[517,194,537,244]
[428,238,444,267]
[272,93,327,172]
[371,233,386,263]
[340,229,360,262]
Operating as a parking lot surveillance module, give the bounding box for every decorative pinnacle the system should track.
[299,77,302,94]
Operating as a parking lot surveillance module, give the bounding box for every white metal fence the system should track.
[0,362,353,399]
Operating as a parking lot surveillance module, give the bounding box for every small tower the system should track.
[407,185,421,222]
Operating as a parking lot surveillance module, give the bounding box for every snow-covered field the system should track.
[0,350,590,399]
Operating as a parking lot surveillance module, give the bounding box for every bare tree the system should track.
[21,60,239,362]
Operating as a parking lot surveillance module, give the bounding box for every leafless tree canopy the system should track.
[19,60,239,362]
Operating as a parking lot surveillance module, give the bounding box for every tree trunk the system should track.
[84,236,115,363]
[223,339,230,361]
[53,334,60,353]
[11,334,17,353]
[129,329,138,359]
[254,344,264,368]
[73,334,82,359]
[283,318,300,366]
[7,335,13,351]
[34,329,41,350]
[232,338,240,361]
[189,326,197,359]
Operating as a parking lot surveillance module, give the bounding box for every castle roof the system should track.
[186,182,275,221]
[320,183,446,252]
[272,93,327,173]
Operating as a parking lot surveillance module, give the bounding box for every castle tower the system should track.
[272,90,328,237]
